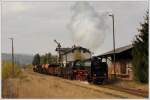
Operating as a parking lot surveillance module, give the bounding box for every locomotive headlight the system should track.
[80,72,83,74]
[73,70,77,72]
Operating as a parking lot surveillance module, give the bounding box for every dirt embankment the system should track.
[2,68,147,99]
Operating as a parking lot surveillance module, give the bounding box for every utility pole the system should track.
[9,38,14,78]
[109,13,116,78]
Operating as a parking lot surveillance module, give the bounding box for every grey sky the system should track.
[1,1,148,55]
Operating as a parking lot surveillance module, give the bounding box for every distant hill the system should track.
[2,53,34,65]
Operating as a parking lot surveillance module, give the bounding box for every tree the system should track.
[51,55,58,64]
[46,53,52,64]
[32,52,58,65]
[40,53,58,64]
[32,53,40,66]
[132,12,148,83]
[40,55,47,65]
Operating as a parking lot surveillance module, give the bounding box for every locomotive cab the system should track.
[89,57,108,84]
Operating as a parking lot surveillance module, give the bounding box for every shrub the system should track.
[2,60,21,80]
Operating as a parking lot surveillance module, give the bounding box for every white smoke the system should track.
[68,1,108,52]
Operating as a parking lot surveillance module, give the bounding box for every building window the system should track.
[121,62,127,74]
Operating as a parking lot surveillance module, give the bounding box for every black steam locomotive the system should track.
[88,57,108,84]
[33,56,108,84]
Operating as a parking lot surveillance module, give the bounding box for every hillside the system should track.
[2,53,33,65]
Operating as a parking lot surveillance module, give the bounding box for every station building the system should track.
[98,45,133,80]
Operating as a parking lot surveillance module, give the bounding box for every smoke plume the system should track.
[68,1,108,52]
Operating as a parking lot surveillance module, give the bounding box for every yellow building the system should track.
[61,46,91,67]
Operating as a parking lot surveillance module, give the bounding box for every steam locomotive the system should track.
[33,56,108,84]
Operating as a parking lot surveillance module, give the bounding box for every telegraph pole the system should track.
[9,38,14,78]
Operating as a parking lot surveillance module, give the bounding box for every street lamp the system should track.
[109,13,116,78]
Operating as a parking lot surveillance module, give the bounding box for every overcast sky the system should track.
[1,1,148,56]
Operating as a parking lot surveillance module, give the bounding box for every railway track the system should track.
[61,80,128,98]
[61,79,145,98]
[62,78,148,98]
[61,75,148,98]
[101,85,148,98]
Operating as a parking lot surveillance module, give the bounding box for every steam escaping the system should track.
[68,1,108,51]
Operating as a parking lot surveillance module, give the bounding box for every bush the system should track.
[2,60,21,80]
